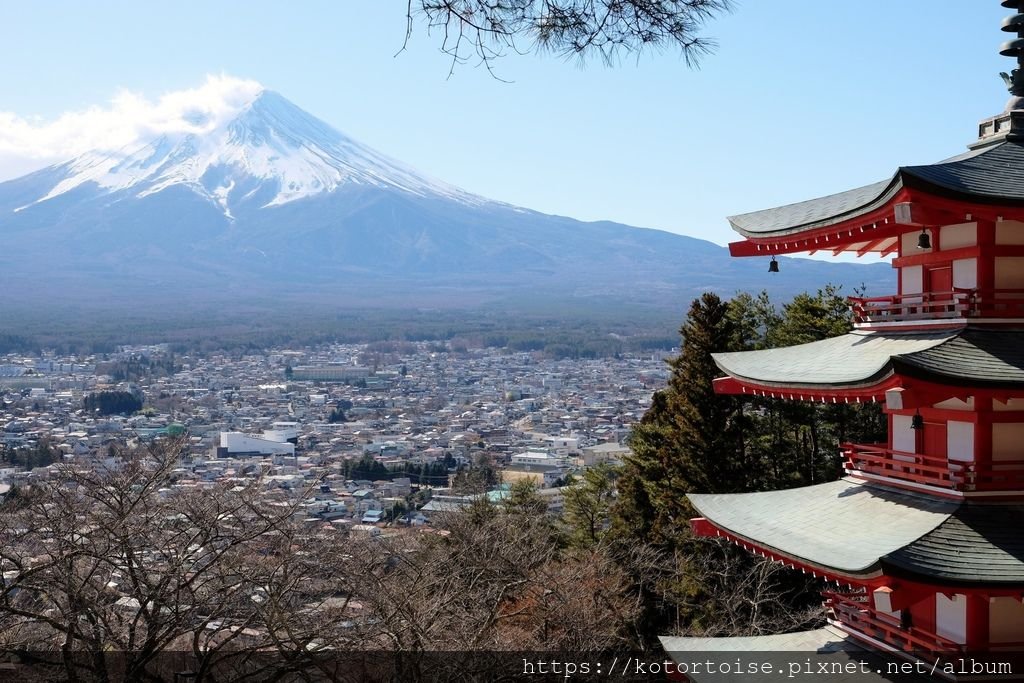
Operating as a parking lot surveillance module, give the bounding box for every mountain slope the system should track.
[0,89,894,312]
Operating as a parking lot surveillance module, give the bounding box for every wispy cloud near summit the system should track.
[0,74,263,181]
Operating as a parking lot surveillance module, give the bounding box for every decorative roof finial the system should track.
[1000,0,1024,109]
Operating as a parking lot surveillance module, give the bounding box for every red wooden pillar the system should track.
[965,594,990,651]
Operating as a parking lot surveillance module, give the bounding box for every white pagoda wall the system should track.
[892,415,916,453]
[993,423,1024,462]
[995,219,1024,245]
[990,597,1024,644]
[952,258,978,289]
[946,421,974,462]
[935,593,967,645]
[940,222,977,248]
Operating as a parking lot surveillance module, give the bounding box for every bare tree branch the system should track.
[403,0,732,75]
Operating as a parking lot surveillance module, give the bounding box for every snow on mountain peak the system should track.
[20,88,483,215]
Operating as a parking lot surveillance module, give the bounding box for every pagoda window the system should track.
[989,597,1024,645]
[935,594,968,646]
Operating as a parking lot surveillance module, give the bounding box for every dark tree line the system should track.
[82,391,143,416]
[0,439,58,471]
[338,454,454,486]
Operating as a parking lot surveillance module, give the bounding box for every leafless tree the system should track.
[0,438,353,681]
[669,537,824,638]
[0,437,817,681]
[349,499,641,648]
[404,0,732,75]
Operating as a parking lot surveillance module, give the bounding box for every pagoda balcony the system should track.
[849,289,1024,326]
[844,442,1024,494]
[824,591,964,653]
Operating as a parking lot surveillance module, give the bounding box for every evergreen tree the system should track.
[564,462,619,546]
[610,287,875,642]
[616,293,747,546]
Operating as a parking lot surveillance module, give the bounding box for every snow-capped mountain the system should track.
[0,88,893,311]
[18,90,483,217]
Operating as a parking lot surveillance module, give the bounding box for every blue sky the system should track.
[0,1,1011,248]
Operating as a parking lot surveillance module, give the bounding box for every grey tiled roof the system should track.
[727,179,895,236]
[727,141,1024,237]
[712,330,956,389]
[714,328,1024,390]
[688,480,957,574]
[882,504,1024,584]
[891,328,1024,387]
[901,141,1024,204]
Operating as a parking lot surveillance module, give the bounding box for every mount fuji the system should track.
[0,89,893,312]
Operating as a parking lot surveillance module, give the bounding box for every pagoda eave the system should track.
[712,328,1024,403]
[716,372,1024,408]
[687,480,958,586]
[713,375,895,403]
[691,516,886,587]
[728,187,1024,257]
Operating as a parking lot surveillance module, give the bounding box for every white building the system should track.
[218,432,295,457]
[511,451,566,467]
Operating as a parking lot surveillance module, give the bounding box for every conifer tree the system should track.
[615,292,746,545]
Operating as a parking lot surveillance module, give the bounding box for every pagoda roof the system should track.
[882,503,1024,585]
[691,480,1024,585]
[713,327,1024,393]
[728,140,1024,239]
[891,327,1024,387]
[712,330,956,391]
[688,479,957,577]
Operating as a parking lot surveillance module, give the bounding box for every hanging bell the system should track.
[768,256,779,273]
[917,229,931,250]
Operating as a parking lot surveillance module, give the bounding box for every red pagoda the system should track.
[662,2,1024,677]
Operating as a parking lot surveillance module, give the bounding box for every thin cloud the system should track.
[0,74,263,181]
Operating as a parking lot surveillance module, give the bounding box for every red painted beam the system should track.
[712,374,898,402]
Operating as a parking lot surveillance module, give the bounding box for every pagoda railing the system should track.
[849,288,1024,324]
[969,459,1024,491]
[824,591,964,653]
[844,443,1024,493]
[966,288,1024,318]
[849,291,969,325]
[842,443,968,491]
